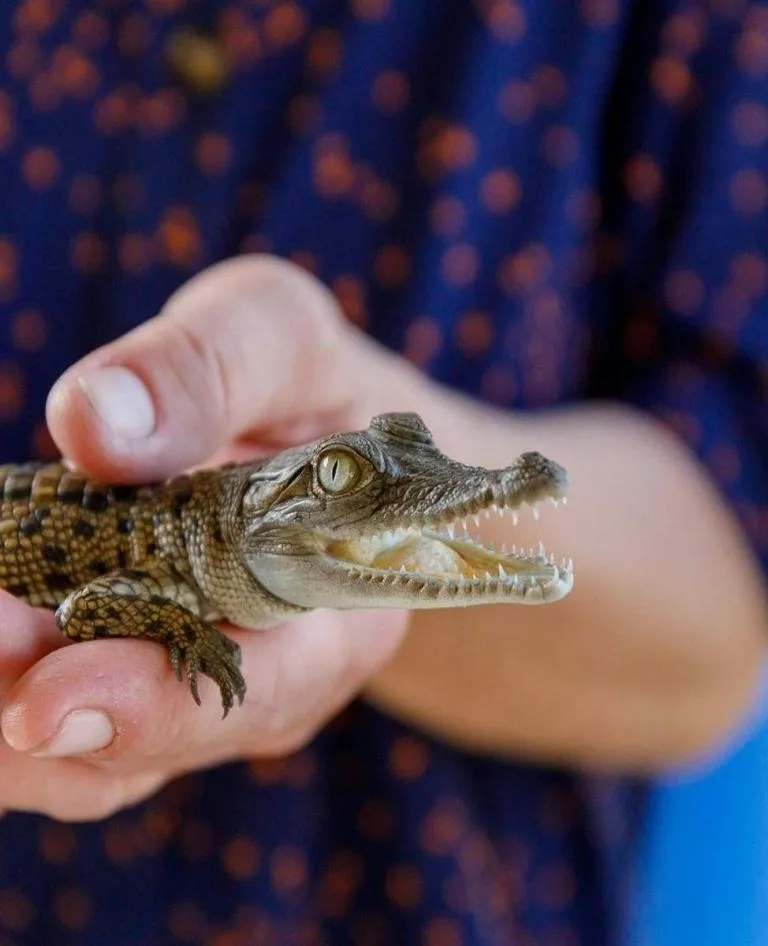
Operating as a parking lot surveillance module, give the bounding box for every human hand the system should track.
[0,256,433,820]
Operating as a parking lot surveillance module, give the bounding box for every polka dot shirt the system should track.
[0,1,765,944]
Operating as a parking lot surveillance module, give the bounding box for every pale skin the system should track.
[0,256,764,821]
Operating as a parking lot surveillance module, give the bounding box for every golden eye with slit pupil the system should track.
[317,451,360,493]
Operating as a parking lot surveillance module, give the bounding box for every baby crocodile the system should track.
[0,413,573,714]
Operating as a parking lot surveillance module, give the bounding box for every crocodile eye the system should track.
[317,450,361,494]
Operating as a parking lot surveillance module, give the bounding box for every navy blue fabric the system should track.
[0,1,764,943]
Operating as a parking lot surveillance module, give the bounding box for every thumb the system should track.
[46,256,424,481]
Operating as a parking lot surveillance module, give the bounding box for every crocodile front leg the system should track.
[55,567,246,716]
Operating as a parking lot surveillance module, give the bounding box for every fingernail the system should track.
[33,709,115,757]
[78,366,156,439]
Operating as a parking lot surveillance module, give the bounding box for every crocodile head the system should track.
[238,412,573,612]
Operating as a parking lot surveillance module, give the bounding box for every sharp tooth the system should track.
[498,563,506,577]
[561,497,568,505]
[531,504,540,521]
[399,564,407,572]
[538,541,546,557]
[501,542,508,554]
[511,510,519,526]
[474,514,481,528]
[567,557,574,571]
[484,509,491,520]
[492,503,499,515]
[447,524,455,539]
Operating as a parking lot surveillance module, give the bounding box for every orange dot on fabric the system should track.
[732,99,768,148]
[314,140,356,197]
[50,45,100,98]
[93,90,134,136]
[11,309,47,351]
[456,310,495,358]
[7,41,42,80]
[118,233,154,275]
[139,89,185,136]
[729,168,768,215]
[730,251,768,297]
[402,316,441,364]
[158,206,202,267]
[623,154,663,204]
[386,864,424,910]
[661,11,706,56]
[73,10,109,49]
[419,799,466,855]
[53,886,92,931]
[32,421,59,460]
[320,850,364,917]
[351,0,391,20]
[580,0,620,28]
[0,888,32,932]
[103,823,138,864]
[651,55,693,106]
[0,93,15,153]
[195,133,233,175]
[0,362,25,420]
[737,26,768,78]
[270,845,308,896]
[356,168,399,221]
[389,735,429,780]
[22,146,61,189]
[664,269,705,315]
[71,232,106,273]
[480,169,521,214]
[429,196,466,238]
[442,243,479,287]
[420,124,478,179]
[222,836,261,880]
[498,79,536,123]
[304,27,343,79]
[498,243,552,294]
[14,0,61,33]
[373,244,412,288]
[371,70,410,114]
[264,1,308,51]
[422,916,464,946]
[333,274,368,327]
[483,0,527,43]
[0,239,19,296]
[541,125,580,167]
[533,64,568,108]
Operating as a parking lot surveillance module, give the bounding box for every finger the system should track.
[46,255,424,482]
[0,746,165,822]
[0,610,407,764]
[0,592,64,697]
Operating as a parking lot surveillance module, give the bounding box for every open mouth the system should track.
[325,495,573,604]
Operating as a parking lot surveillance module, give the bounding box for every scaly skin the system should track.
[0,413,573,715]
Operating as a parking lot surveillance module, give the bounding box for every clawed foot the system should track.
[169,626,246,717]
